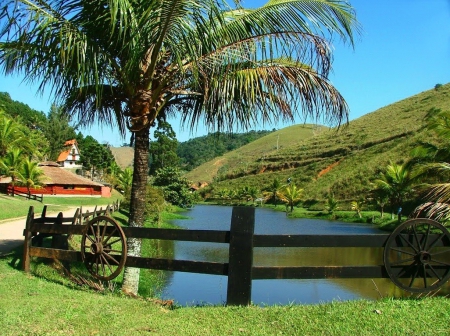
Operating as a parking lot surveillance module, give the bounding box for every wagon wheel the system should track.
[383,218,450,293]
[81,215,127,281]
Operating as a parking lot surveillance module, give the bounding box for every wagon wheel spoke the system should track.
[427,264,443,281]
[408,265,420,288]
[398,233,419,253]
[81,216,127,281]
[384,218,450,293]
[390,247,416,256]
[103,237,122,247]
[422,264,428,288]
[103,227,118,246]
[389,257,416,266]
[431,248,450,257]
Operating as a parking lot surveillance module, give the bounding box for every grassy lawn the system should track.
[0,192,123,221]
[1,249,449,335]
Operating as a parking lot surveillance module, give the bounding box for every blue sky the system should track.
[0,0,449,145]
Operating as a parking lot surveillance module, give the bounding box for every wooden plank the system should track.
[253,234,447,248]
[227,207,255,306]
[252,266,388,279]
[121,227,230,243]
[29,223,86,235]
[22,206,34,272]
[29,248,227,275]
[126,256,228,275]
[29,247,83,262]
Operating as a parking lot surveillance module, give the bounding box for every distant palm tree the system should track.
[350,200,364,218]
[19,159,45,198]
[279,185,303,213]
[373,162,416,220]
[325,193,339,217]
[0,148,24,196]
[263,177,284,207]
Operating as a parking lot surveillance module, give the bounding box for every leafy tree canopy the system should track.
[177,130,274,171]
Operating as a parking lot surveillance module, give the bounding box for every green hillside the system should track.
[186,84,450,201]
[185,124,327,184]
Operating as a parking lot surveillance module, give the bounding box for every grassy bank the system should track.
[1,251,449,335]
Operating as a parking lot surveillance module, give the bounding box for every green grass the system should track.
[1,251,449,335]
[0,191,122,221]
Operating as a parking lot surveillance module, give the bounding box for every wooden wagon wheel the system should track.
[383,218,450,293]
[81,215,127,281]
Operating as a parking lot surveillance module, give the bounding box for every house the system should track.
[1,162,111,197]
[57,139,82,169]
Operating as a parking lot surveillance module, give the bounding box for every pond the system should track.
[155,205,449,306]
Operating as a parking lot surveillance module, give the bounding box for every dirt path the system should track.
[0,206,99,255]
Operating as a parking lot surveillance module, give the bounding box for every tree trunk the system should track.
[122,127,150,295]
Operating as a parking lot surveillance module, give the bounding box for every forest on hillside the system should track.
[177,130,274,171]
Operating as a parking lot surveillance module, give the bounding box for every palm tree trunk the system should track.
[122,127,149,295]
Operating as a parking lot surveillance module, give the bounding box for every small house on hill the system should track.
[57,139,82,169]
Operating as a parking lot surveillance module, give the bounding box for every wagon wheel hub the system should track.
[90,242,104,255]
[417,251,431,265]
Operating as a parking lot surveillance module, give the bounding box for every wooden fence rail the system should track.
[4,186,44,202]
[22,206,450,305]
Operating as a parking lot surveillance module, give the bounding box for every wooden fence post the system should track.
[22,206,34,272]
[226,206,255,306]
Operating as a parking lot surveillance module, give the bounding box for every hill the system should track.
[185,124,327,184]
[186,84,450,201]
[109,146,134,169]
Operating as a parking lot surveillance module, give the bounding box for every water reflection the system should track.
[157,205,449,305]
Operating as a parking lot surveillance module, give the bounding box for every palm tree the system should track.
[279,184,303,213]
[325,193,339,217]
[0,111,34,157]
[117,168,134,200]
[0,148,24,196]
[350,200,364,218]
[0,0,358,294]
[263,177,284,207]
[19,159,45,198]
[373,162,416,220]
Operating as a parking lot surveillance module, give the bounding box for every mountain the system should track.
[185,84,450,201]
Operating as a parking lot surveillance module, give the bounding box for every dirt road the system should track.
[0,206,98,255]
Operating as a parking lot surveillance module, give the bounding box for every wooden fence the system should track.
[3,186,44,202]
[22,206,450,305]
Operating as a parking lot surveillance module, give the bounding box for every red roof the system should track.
[57,149,71,162]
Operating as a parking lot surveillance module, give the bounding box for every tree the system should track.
[18,159,45,197]
[373,162,416,220]
[263,177,284,207]
[0,0,358,295]
[149,120,179,175]
[78,135,115,180]
[350,200,364,218]
[117,168,134,200]
[0,110,34,157]
[325,193,339,217]
[153,167,193,207]
[43,105,77,161]
[0,148,24,196]
[279,184,303,213]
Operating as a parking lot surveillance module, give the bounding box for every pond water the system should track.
[155,205,449,306]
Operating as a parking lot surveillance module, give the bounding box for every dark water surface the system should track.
[157,205,449,306]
